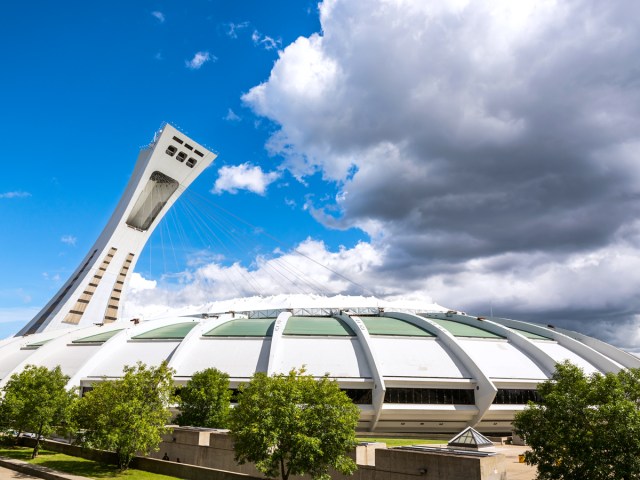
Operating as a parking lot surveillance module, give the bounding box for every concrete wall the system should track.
[355,443,386,466]
[31,429,506,480]
[151,429,265,477]
[28,438,262,480]
[371,449,505,480]
[152,428,506,480]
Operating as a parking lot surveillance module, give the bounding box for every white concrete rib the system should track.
[338,313,386,432]
[266,311,292,375]
[443,313,558,378]
[554,326,640,369]
[384,311,497,427]
[166,314,236,374]
[0,327,85,389]
[66,326,131,389]
[490,317,624,373]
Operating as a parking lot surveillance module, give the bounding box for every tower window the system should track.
[176,151,187,162]
[126,171,179,231]
[186,158,197,168]
[166,145,177,156]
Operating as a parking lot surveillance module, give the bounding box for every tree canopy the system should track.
[0,365,75,458]
[175,367,231,428]
[72,361,175,470]
[513,361,640,480]
[230,368,360,480]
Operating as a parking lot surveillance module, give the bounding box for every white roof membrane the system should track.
[457,339,549,380]
[370,337,470,379]
[84,340,181,378]
[274,337,371,378]
[532,341,602,375]
[173,337,271,378]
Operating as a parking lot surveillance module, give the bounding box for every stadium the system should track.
[1,125,637,434]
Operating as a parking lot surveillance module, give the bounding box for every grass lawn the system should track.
[357,437,443,447]
[0,444,179,480]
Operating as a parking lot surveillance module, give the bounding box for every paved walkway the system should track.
[0,465,42,480]
[492,445,536,480]
[428,443,537,480]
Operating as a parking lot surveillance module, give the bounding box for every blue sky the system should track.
[0,1,355,334]
[2,1,640,351]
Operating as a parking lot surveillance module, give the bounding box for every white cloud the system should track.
[225,21,249,38]
[123,238,387,314]
[0,191,31,199]
[185,51,215,70]
[151,11,165,23]
[128,272,157,293]
[60,235,77,247]
[251,30,281,50]
[224,108,241,122]
[212,163,280,195]
[240,0,640,345]
[124,231,640,349]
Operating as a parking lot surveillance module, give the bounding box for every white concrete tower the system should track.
[18,124,216,336]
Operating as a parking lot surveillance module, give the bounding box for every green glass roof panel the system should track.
[25,339,52,348]
[284,316,355,336]
[204,319,276,337]
[72,329,124,344]
[132,322,197,340]
[364,316,434,336]
[426,317,504,339]
[509,327,553,340]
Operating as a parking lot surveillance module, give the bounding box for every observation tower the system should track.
[17,124,216,336]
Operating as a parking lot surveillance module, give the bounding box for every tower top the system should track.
[18,125,216,336]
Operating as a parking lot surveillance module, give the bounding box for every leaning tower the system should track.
[18,124,216,336]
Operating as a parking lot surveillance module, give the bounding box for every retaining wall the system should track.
[27,429,506,480]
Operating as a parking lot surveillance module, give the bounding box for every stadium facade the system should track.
[1,126,638,434]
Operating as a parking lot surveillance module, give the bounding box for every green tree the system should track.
[0,365,75,458]
[176,367,231,428]
[230,368,360,480]
[72,361,174,470]
[513,361,640,480]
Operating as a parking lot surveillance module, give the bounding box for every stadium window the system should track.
[80,386,94,397]
[493,389,541,404]
[342,389,373,404]
[229,389,240,402]
[384,388,475,405]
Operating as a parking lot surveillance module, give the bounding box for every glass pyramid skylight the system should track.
[447,427,494,449]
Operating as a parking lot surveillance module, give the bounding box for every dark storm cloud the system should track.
[240,0,640,346]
